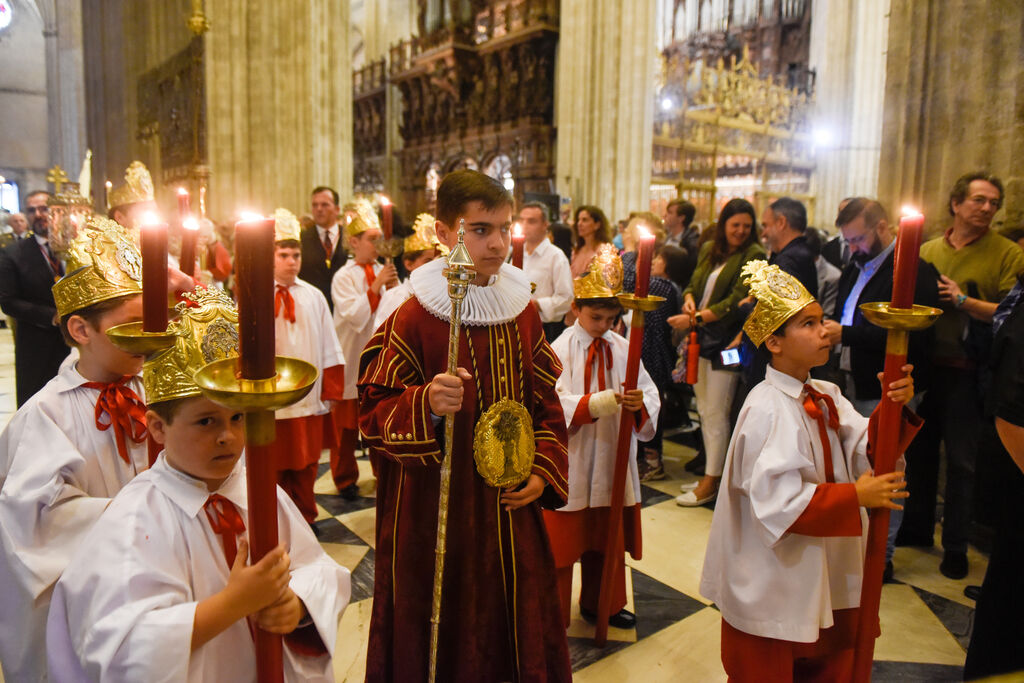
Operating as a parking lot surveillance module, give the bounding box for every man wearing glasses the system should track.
[0,190,70,405]
[898,173,1024,580]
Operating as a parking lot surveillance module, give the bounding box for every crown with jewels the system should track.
[52,215,143,318]
[144,287,239,405]
[273,207,300,242]
[344,198,380,239]
[108,161,155,209]
[404,213,442,253]
[741,260,817,347]
[573,243,623,300]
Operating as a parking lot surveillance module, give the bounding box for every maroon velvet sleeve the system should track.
[787,483,862,536]
[320,364,345,402]
[571,394,596,426]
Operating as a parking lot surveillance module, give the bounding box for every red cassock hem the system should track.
[543,504,643,566]
[269,414,334,470]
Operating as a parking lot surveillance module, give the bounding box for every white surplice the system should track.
[47,453,351,682]
[331,261,386,399]
[0,364,149,681]
[699,365,871,643]
[373,279,412,330]
[550,322,660,511]
[522,239,574,323]
[276,278,345,420]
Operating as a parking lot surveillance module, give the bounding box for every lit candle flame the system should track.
[512,222,523,237]
[239,211,264,222]
[183,217,199,231]
[177,187,189,196]
[636,224,653,240]
[379,195,392,207]
[900,205,923,218]
[105,181,112,189]
[140,211,162,226]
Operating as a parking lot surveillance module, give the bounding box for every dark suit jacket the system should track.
[298,225,347,311]
[822,235,847,270]
[831,250,939,400]
[769,235,819,299]
[0,237,70,405]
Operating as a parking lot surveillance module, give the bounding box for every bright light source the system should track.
[900,205,923,218]
[239,211,264,222]
[661,97,674,111]
[512,222,523,237]
[183,217,199,231]
[503,173,515,191]
[140,211,162,226]
[812,127,834,148]
[177,187,188,196]
[379,195,392,207]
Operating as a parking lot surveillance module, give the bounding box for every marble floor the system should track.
[317,430,984,682]
[0,328,984,682]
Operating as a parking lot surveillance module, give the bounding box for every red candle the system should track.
[177,187,190,220]
[234,214,277,380]
[686,330,700,384]
[891,209,924,309]
[380,195,393,240]
[180,217,199,278]
[511,222,524,269]
[140,212,168,332]
[634,225,655,298]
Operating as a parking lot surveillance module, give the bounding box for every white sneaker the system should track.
[675,490,716,507]
[679,481,698,493]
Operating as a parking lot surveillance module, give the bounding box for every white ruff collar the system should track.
[409,259,532,326]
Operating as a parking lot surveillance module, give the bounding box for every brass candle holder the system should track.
[375,236,404,265]
[859,302,941,355]
[105,321,177,357]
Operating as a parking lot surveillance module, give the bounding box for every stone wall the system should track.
[878,0,1024,235]
[0,0,48,199]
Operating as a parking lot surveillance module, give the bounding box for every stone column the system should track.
[556,0,657,223]
[808,0,889,229]
[205,0,352,215]
[39,0,87,173]
[878,0,1024,234]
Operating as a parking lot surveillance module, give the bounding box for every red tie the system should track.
[81,376,148,464]
[275,284,296,323]
[203,493,246,567]
[322,231,333,263]
[584,337,612,392]
[363,263,380,312]
[803,384,840,483]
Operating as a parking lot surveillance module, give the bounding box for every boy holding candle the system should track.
[700,261,920,681]
[46,287,351,681]
[330,199,399,499]
[358,169,572,681]
[0,216,151,681]
[545,244,660,629]
[373,212,443,328]
[270,208,346,524]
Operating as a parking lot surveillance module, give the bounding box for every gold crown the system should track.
[573,243,623,299]
[344,198,380,239]
[48,182,91,209]
[144,287,239,405]
[273,207,300,242]
[108,161,155,209]
[741,260,816,347]
[404,213,441,253]
[52,215,143,318]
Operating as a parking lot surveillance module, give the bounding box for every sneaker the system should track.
[675,490,716,507]
[639,462,666,482]
[939,550,968,580]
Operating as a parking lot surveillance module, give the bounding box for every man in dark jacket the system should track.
[298,186,347,310]
[762,196,818,298]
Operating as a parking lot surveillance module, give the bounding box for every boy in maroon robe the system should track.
[358,170,572,682]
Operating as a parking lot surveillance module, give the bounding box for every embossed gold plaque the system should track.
[473,397,535,488]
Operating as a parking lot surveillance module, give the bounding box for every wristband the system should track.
[954,294,967,309]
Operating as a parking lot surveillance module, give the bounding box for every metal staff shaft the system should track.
[428,223,474,683]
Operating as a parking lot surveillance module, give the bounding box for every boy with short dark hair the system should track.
[545,245,660,630]
[330,200,398,499]
[46,287,350,681]
[358,169,571,681]
[269,208,345,524]
[0,216,150,681]
[700,261,920,681]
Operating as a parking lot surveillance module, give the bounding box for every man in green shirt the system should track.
[899,172,1024,579]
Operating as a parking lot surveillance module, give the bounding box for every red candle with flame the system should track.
[634,225,655,298]
[140,212,168,332]
[380,195,393,240]
[180,217,199,278]
[177,187,190,220]
[511,222,524,269]
[892,208,924,309]
[234,214,277,379]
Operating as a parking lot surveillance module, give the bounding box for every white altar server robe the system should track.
[522,239,574,323]
[550,322,660,511]
[47,453,351,682]
[276,278,345,420]
[373,279,412,330]
[331,261,386,399]
[700,365,871,643]
[0,364,148,682]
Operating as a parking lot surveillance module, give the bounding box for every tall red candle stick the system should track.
[634,226,655,298]
[891,209,924,308]
[177,187,190,220]
[380,195,393,240]
[850,206,927,681]
[511,222,524,269]
[139,212,168,333]
[234,214,277,380]
[180,217,199,278]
